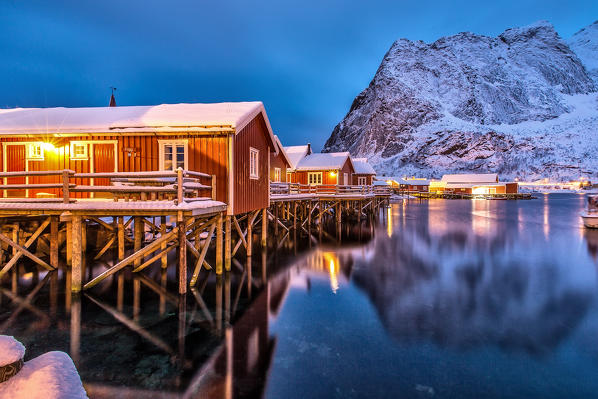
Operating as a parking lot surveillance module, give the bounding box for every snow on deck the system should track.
[0,336,25,365]
[0,199,227,214]
[0,102,272,136]
[295,152,351,171]
[0,351,87,399]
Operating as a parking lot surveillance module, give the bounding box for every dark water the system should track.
[2,194,598,398]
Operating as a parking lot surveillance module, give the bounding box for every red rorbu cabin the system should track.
[351,158,376,186]
[269,135,291,183]
[0,102,277,215]
[289,152,355,186]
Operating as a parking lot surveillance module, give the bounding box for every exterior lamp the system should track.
[42,142,56,152]
[329,171,337,178]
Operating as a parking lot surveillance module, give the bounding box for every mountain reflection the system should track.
[352,201,597,355]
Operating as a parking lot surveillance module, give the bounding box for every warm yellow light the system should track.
[42,142,56,152]
[329,171,337,177]
[328,259,339,294]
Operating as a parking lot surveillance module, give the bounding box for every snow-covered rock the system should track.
[324,21,598,181]
[0,336,25,366]
[0,351,88,399]
[568,20,598,85]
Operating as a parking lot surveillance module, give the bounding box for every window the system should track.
[249,147,259,179]
[343,173,349,185]
[27,143,44,160]
[274,167,281,182]
[286,172,292,183]
[358,176,367,186]
[159,140,188,171]
[308,172,322,185]
[70,142,88,160]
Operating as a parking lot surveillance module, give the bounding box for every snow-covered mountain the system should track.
[324,21,598,181]
[569,20,598,85]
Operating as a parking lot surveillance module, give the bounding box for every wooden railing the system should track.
[0,168,216,204]
[270,182,391,196]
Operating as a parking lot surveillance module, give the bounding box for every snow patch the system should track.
[0,336,25,365]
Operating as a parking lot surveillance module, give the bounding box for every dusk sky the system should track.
[1,0,596,150]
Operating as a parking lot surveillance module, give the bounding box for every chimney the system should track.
[307,143,312,155]
[109,87,117,107]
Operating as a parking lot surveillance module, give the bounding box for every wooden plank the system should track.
[190,222,216,286]
[0,217,51,277]
[132,245,176,273]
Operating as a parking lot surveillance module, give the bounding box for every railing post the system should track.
[211,175,217,200]
[176,168,184,204]
[62,170,71,203]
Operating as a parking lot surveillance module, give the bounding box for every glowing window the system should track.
[274,167,281,182]
[159,140,188,171]
[70,142,88,160]
[27,143,44,160]
[308,172,322,185]
[358,176,367,186]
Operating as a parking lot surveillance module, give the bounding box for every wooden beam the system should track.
[71,215,83,292]
[84,228,178,290]
[134,217,144,267]
[261,208,267,248]
[132,245,176,273]
[0,217,51,278]
[178,217,188,294]
[190,222,217,286]
[225,216,231,272]
[160,216,168,269]
[0,232,53,273]
[216,213,223,275]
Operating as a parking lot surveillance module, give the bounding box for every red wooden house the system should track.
[289,152,355,186]
[269,135,291,183]
[0,102,277,216]
[351,158,376,186]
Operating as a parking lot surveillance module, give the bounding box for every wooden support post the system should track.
[216,213,223,275]
[274,205,279,236]
[261,208,267,248]
[71,215,82,293]
[160,216,168,268]
[176,168,184,205]
[293,202,297,231]
[247,212,253,258]
[50,216,59,268]
[133,278,140,322]
[177,217,187,295]
[118,217,125,261]
[66,219,72,266]
[225,216,231,272]
[134,217,143,267]
[62,170,70,204]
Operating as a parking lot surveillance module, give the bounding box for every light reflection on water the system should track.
[265,194,598,399]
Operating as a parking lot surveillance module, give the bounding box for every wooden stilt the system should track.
[177,216,187,295]
[216,213,223,275]
[66,219,72,266]
[133,277,140,321]
[225,216,231,272]
[71,215,82,293]
[216,275,223,335]
[247,211,253,258]
[50,216,59,268]
[261,208,267,248]
[118,216,125,261]
[134,217,143,267]
[160,216,168,268]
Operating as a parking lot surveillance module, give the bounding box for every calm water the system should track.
[2,194,598,398]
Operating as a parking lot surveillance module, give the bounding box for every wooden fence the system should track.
[270,182,391,196]
[0,168,216,204]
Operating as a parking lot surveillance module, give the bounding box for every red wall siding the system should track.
[269,152,287,182]
[233,115,271,214]
[352,174,374,185]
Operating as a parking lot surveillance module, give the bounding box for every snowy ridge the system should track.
[324,21,598,181]
[568,20,598,85]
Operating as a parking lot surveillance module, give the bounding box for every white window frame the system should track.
[70,141,89,160]
[358,176,367,186]
[308,172,323,185]
[249,147,259,179]
[274,167,281,182]
[27,143,44,160]
[343,173,348,185]
[158,140,188,171]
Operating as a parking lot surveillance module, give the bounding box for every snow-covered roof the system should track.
[378,176,429,185]
[295,152,353,171]
[441,173,498,183]
[0,102,274,140]
[284,145,311,170]
[273,135,291,167]
[352,158,377,175]
[445,182,506,189]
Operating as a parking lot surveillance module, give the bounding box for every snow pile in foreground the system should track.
[0,351,88,399]
[0,336,25,365]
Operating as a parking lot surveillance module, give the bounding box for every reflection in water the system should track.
[3,195,598,398]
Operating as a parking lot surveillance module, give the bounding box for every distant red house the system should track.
[269,135,291,182]
[289,152,355,186]
[351,158,376,186]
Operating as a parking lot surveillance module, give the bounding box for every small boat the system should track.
[581,194,598,228]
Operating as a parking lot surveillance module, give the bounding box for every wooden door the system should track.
[92,143,116,198]
[4,145,26,198]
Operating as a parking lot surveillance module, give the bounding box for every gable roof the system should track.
[352,158,376,175]
[284,145,311,170]
[295,152,354,171]
[441,173,498,184]
[273,135,291,167]
[0,102,275,143]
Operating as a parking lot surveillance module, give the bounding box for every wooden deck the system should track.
[410,191,534,200]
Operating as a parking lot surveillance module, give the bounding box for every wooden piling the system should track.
[247,212,253,258]
[177,216,187,295]
[216,213,223,275]
[261,208,267,248]
[225,216,231,272]
[134,217,143,267]
[50,216,59,268]
[71,215,82,293]
[160,216,168,268]
[118,216,125,261]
